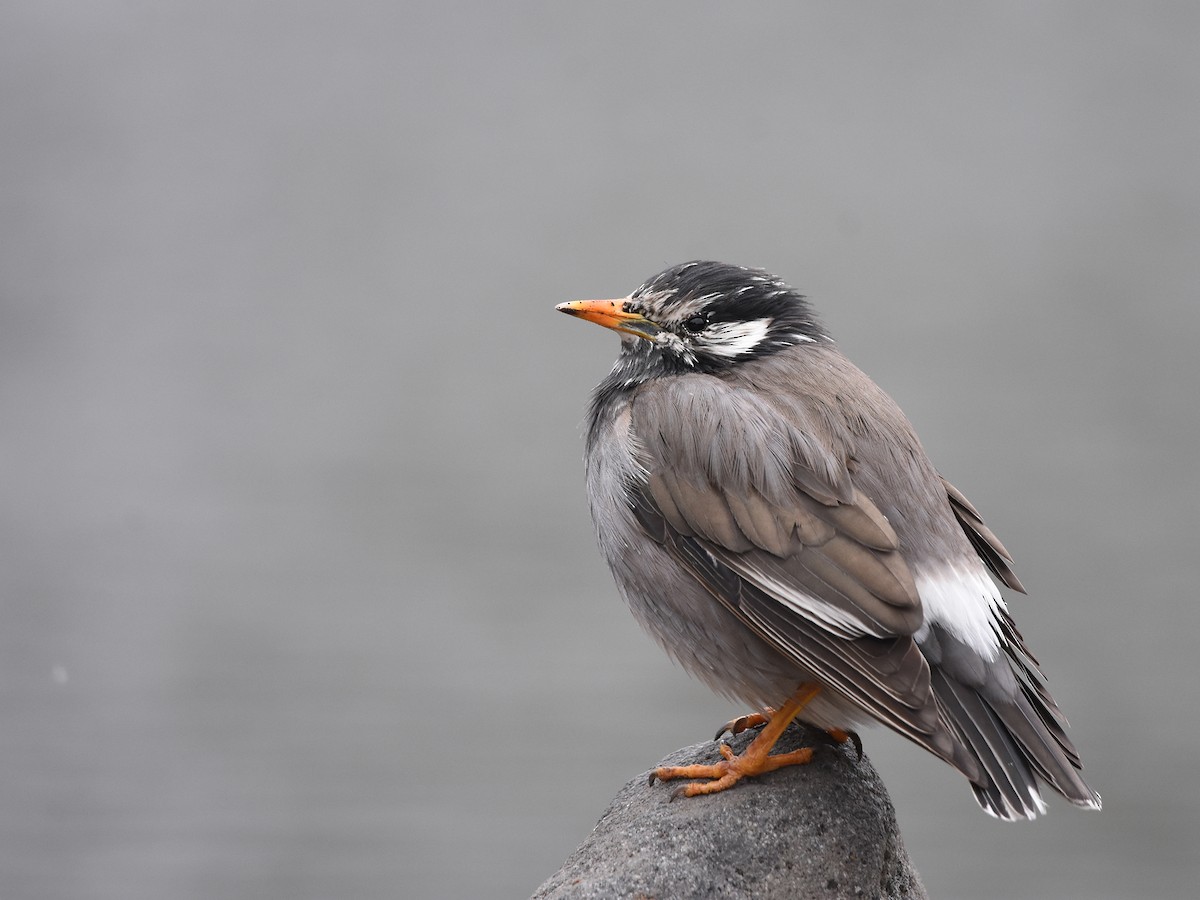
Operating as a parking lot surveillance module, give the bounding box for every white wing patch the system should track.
[702,318,772,357]
[913,563,1005,660]
[721,556,888,639]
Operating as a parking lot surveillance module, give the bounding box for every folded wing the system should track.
[628,376,961,762]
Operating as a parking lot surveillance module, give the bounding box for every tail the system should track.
[926,617,1101,821]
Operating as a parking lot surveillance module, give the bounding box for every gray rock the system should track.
[533,722,927,900]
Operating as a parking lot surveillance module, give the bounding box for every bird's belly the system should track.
[603,525,870,728]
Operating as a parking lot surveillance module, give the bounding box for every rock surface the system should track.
[532,722,927,900]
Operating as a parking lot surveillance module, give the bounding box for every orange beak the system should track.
[555,299,662,341]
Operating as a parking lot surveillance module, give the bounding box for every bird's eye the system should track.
[682,314,708,333]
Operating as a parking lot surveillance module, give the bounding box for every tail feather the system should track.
[1007,680,1099,808]
[932,665,1101,820]
[933,669,1047,820]
[930,486,1099,819]
[997,610,1101,809]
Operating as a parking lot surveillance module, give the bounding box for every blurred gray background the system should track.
[3,3,1197,898]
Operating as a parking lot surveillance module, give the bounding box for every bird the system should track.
[556,260,1100,820]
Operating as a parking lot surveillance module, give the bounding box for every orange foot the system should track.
[652,684,821,798]
[715,708,863,761]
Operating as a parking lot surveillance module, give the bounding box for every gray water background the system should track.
[3,3,1198,898]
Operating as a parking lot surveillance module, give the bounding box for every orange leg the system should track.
[652,684,822,798]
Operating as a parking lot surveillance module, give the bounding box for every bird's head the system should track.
[557,261,826,380]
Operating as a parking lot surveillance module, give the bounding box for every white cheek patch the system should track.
[702,318,772,357]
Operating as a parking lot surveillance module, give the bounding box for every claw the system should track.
[824,727,863,761]
[847,730,863,762]
[713,708,774,741]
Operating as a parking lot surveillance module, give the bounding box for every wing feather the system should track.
[723,489,793,557]
[629,376,948,752]
[942,475,1025,593]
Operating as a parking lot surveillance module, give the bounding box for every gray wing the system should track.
[628,375,957,759]
[941,476,1026,593]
